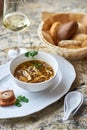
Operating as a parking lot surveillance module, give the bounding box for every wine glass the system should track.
[3,0,30,58]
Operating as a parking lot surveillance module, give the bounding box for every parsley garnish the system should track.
[34,62,42,69]
[25,51,38,59]
[25,51,43,69]
[14,95,29,107]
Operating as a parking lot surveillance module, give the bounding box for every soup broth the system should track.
[14,60,54,83]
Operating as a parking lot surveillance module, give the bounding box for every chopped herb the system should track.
[14,95,29,107]
[25,51,43,69]
[14,99,22,107]
[21,96,29,102]
[30,51,38,57]
[17,95,23,102]
[34,63,43,69]
[25,51,38,59]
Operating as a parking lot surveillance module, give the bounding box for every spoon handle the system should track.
[63,110,72,121]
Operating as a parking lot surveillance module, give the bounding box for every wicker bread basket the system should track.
[38,12,87,60]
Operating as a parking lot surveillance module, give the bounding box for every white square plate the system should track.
[0,55,76,119]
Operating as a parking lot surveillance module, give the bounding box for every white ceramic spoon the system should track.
[71,93,83,116]
[64,92,83,116]
[63,91,83,121]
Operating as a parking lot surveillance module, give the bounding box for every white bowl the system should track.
[9,51,60,92]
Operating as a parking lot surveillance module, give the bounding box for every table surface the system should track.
[0,0,87,129]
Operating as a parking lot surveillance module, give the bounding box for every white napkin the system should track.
[0,62,10,80]
[0,49,28,80]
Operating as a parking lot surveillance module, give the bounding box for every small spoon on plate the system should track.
[63,91,83,121]
[71,93,83,116]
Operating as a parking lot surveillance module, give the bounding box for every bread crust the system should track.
[58,40,82,48]
[76,23,86,34]
[42,31,55,45]
[82,40,87,47]
[72,33,87,42]
[50,22,61,44]
[58,21,78,40]
[0,90,16,106]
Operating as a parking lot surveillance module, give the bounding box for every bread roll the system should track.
[76,23,86,34]
[72,33,87,42]
[58,40,82,48]
[42,31,55,45]
[82,40,87,47]
[58,21,78,40]
[50,21,61,44]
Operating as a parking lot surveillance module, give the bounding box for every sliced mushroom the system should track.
[19,75,28,82]
[27,66,38,73]
[22,70,32,81]
[31,75,47,83]
[46,70,53,75]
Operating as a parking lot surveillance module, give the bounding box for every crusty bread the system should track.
[50,21,61,44]
[58,21,78,40]
[76,22,86,34]
[42,12,87,47]
[0,98,16,106]
[42,31,55,45]
[72,33,87,42]
[82,40,87,47]
[0,90,16,106]
[39,12,87,60]
[58,40,82,48]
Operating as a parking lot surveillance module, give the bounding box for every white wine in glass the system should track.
[3,12,30,31]
[3,0,30,58]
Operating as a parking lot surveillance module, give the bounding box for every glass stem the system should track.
[17,32,21,47]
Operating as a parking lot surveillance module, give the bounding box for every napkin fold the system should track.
[0,62,10,80]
